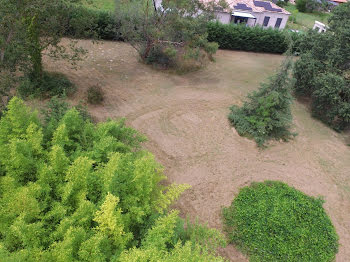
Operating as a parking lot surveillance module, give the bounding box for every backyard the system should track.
[43,39,350,261]
[285,3,331,30]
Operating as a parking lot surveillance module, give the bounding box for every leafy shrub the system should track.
[296,0,308,12]
[65,5,122,40]
[229,59,295,147]
[312,73,350,130]
[293,53,324,96]
[223,181,339,262]
[207,22,293,54]
[296,0,323,12]
[18,72,75,98]
[87,85,104,104]
[0,97,227,261]
[41,96,92,144]
[292,5,350,131]
[145,45,177,68]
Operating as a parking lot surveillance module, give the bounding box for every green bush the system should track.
[223,181,339,262]
[293,53,324,96]
[292,5,350,131]
[18,72,76,98]
[229,59,295,147]
[312,73,350,130]
[296,0,308,12]
[0,97,227,261]
[207,22,292,54]
[87,85,104,104]
[65,5,122,40]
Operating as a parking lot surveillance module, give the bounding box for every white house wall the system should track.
[215,11,231,24]
[253,12,289,29]
[214,11,289,30]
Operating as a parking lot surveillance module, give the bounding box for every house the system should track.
[153,0,290,30]
[213,0,290,29]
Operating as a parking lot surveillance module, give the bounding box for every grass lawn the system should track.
[285,4,331,31]
[82,0,115,11]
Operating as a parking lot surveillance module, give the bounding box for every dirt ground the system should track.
[45,40,350,262]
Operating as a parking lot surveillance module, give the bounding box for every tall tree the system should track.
[115,0,222,68]
[0,0,85,88]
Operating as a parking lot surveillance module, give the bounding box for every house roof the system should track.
[209,0,291,15]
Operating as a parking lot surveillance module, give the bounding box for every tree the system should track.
[115,0,221,68]
[293,2,350,130]
[0,0,86,93]
[0,97,227,261]
[229,58,295,147]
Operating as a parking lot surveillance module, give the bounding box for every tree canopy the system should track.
[293,2,350,130]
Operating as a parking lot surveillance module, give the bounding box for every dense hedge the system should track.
[223,181,339,262]
[207,22,298,54]
[65,5,122,40]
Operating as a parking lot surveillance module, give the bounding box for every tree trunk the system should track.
[27,16,43,84]
[142,39,153,61]
[0,30,14,64]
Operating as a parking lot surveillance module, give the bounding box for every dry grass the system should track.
[44,39,350,262]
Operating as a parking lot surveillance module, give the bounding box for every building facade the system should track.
[214,0,290,29]
[153,0,290,30]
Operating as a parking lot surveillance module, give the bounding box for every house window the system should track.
[263,16,270,27]
[275,18,282,28]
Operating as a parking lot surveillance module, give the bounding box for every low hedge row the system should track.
[65,5,122,40]
[207,22,298,54]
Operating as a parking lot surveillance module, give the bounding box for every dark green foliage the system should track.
[0,97,226,261]
[17,72,76,98]
[293,53,324,96]
[207,22,293,54]
[87,85,104,104]
[296,0,307,12]
[293,3,350,130]
[65,5,122,40]
[312,73,350,130]
[117,0,219,70]
[223,181,339,262]
[296,0,324,12]
[229,59,295,147]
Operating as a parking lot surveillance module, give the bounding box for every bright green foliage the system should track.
[0,97,226,261]
[229,58,295,147]
[119,211,227,262]
[223,181,339,262]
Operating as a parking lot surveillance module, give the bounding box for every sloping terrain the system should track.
[44,40,350,261]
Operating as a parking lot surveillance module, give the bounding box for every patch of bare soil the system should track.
[45,39,350,262]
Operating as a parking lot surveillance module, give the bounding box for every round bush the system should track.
[223,181,338,262]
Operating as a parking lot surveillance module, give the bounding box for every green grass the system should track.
[82,0,115,11]
[223,181,339,262]
[285,4,331,31]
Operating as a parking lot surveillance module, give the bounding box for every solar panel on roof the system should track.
[235,3,253,11]
[253,0,282,12]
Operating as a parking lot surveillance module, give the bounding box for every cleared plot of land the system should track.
[44,40,350,261]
